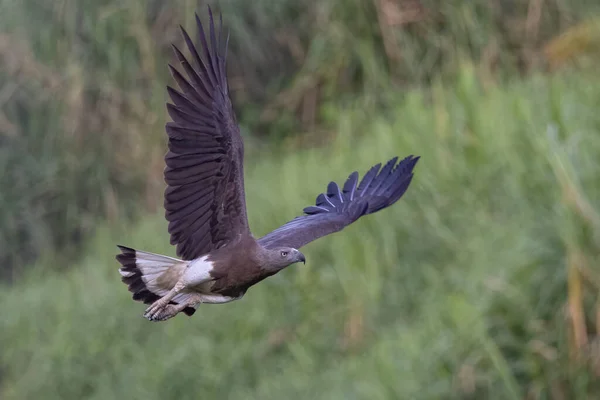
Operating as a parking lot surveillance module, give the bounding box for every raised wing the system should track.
[164,9,249,260]
[258,155,419,250]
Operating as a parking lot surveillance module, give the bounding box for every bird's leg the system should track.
[145,291,242,322]
[143,280,186,321]
[144,259,220,321]
[146,302,189,322]
[145,292,208,322]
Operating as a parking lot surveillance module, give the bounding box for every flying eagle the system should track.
[116,9,420,322]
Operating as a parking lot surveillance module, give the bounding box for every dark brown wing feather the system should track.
[164,9,249,260]
[258,156,419,250]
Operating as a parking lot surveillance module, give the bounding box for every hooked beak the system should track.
[298,252,306,265]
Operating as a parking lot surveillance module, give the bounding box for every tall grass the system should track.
[2,67,600,398]
[2,0,600,277]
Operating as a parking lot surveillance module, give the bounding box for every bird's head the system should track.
[264,247,306,271]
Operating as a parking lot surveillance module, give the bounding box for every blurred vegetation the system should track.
[1,0,600,277]
[3,68,600,398]
[2,0,600,398]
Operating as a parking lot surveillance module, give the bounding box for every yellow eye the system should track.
[281,251,288,257]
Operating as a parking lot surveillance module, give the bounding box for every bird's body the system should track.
[116,8,420,322]
[118,233,303,320]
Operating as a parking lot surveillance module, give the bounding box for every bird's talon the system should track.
[143,300,168,320]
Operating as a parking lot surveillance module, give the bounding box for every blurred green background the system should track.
[2,0,600,398]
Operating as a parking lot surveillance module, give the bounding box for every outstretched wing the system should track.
[258,155,419,250]
[164,9,249,260]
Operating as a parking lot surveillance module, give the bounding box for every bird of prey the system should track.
[116,8,420,322]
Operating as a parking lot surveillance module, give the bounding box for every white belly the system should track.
[182,255,215,286]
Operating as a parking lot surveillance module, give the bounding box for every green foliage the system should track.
[2,0,600,276]
[2,69,600,398]
[2,0,600,396]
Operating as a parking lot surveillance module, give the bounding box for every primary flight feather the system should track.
[116,8,420,322]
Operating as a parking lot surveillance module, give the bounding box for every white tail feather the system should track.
[118,247,188,297]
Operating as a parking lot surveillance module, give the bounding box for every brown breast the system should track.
[207,234,273,298]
